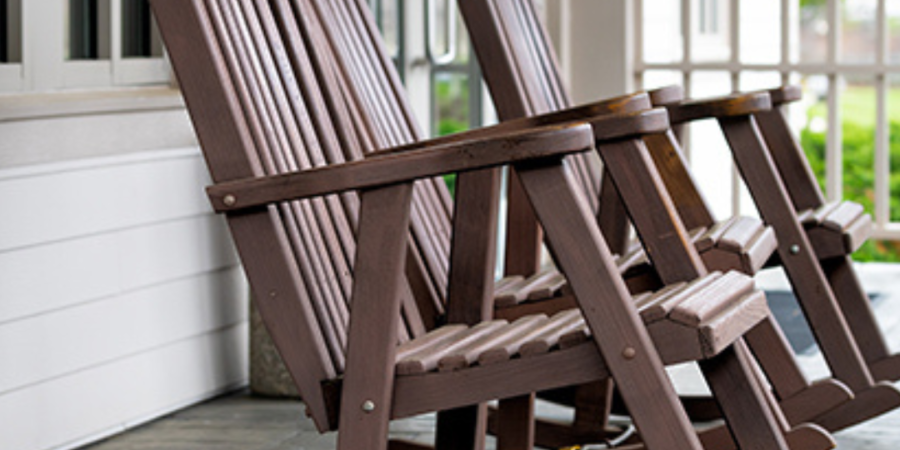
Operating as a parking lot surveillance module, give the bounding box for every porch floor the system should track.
[82,263,900,450]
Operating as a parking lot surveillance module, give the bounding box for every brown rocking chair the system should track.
[455,0,899,445]
[151,0,822,449]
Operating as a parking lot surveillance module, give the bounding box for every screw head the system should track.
[622,347,637,360]
[362,400,376,413]
[789,244,800,255]
[223,194,237,206]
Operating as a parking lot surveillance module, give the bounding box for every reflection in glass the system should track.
[799,0,828,63]
[739,0,780,64]
[69,0,110,60]
[739,71,783,92]
[641,70,682,91]
[795,75,829,192]
[642,0,682,63]
[1,0,7,62]
[841,0,876,64]
[692,0,730,63]
[889,3,900,64]
[122,0,162,58]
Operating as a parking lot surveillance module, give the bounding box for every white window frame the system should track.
[634,0,900,240]
[0,0,169,94]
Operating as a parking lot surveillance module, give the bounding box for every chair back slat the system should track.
[150,0,361,431]
[301,0,455,315]
[461,0,618,257]
[210,0,354,369]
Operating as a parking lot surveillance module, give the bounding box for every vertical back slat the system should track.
[150,0,337,431]
[211,0,349,369]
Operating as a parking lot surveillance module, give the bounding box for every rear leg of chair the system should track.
[744,316,853,424]
[700,340,790,450]
[822,255,900,380]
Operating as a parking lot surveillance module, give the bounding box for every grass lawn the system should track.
[807,85,900,127]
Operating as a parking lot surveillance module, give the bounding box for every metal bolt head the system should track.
[362,400,376,413]
[622,347,637,360]
[223,194,237,206]
[789,244,800,255]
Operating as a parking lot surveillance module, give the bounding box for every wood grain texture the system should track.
[207,123,594,212]
[665,92,772,124]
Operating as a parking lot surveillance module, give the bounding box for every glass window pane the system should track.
[643,0,683,63]
[739,0,780,64]
[433,72,470,136]
[692,0,731,63]
[799,0,828,63]
[739,71,783,92]
[889,3,900,64]
[0,0,19,63]
[641,70,683,91]
[68,0,110,60]
[371,0,401,60]
[795,75,829,192]
[122,0,163,58]
[689,71,735,220]
[891,75,900,226]
[841,0,876,64]
[841,76,876,220]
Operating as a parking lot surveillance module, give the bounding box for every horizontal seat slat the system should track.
[397,320,509,375]
[696,218,737,252]
[823,201,865,232]
[519,309,585,357]
[669,271,756,327]
[437,314,546,371]
[718,216,766,253]
[640,272,723,323]
[803,201,841,228]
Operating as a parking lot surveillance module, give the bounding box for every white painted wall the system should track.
[0,93,248,450]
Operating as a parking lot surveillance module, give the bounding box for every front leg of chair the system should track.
[337,184,414,450]
[514,159,705,450]
[719,116,875,392]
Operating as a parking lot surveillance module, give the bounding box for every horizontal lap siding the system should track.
[0,148,249,450]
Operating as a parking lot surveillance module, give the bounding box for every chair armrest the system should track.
[766,85,802,107]
[382,91,652,154]
[653,92,772,124]
[588,108,669,141]
[208,122,594,212]
[647,85,685,107]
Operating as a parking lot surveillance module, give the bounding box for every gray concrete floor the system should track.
[81,263,900,450]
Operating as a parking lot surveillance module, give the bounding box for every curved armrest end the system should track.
[667,92,772,124]
[590,108,670,142]
[767,85,803,106]
[647,85,685,107]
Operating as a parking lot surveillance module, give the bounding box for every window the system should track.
[637,0,900,259]
[368,0,489,137]
[0,0,168,93]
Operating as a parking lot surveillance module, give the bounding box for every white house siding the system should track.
[0,96,249,450]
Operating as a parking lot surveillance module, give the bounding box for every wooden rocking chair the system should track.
[150,0,824,449]
[648,86,900,432]
[455,0,898,444]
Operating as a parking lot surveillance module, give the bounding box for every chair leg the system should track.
[496,395,535,450]
[744,317,854,425]
[822,256,897,375]
[700,340,790,450]
[719,116,875,391]
[516,160,704,450]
